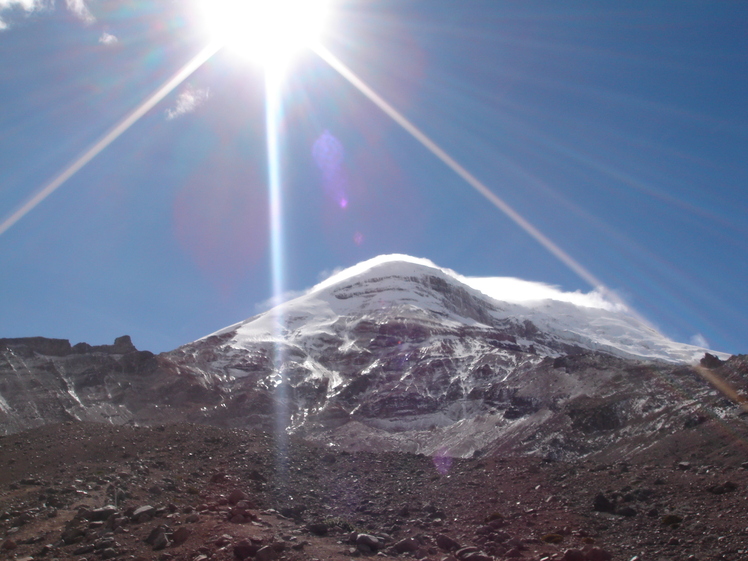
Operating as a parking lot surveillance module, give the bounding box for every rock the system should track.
[171,526,191,547]
[185,513,200,523]
[228,489,248,505]
[585,547,612,561]
[356,533,381,552]
[145,525,172,550]
[215,534,233,548]
[88,505,118,521]
[111,335,138,354]
[233,540,260,560]
[152,532,171,550]
[0,337,72,357]
[707,481,738,495]
[73,544,96,555]
[307,522,328,536]
[562,549,585,561]
[700,353,724,368]
[132,505,156,523]
[489,531,511,544]
[2,539,18,550]
[60,525,85,544]
[256,545,278,561]
[455,546,480,559]
[617,506,637,517]
[436,534,461,551]
[100,547,118,559]
[684,415,707,428]
[541,534,564,544]
[94,537,116,550]
[487,517,508,529]
[506,537,524,550]
[593,493,615,513]
[661,514,682,526]
[395,537,421,554]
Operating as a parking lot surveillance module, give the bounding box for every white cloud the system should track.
[0,0,43,9]
[0,0,93,27]
[690,333,709,348]
[254,290,308,313]
[98,31,117,45]
[65,0,93,23]
[0,0,44,28]
[316,266,345,283]
[166,86,210,120]
[458,276,625,311]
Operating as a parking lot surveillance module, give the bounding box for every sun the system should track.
[199,0,331,68]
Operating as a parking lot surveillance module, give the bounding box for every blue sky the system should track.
[1,0,746,355]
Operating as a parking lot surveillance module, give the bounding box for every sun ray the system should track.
[313,45,645,319]
[264,64,290,478]
[0,43,220,238]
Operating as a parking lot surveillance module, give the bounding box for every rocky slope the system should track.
[1,420,747,561]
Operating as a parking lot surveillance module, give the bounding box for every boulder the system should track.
[436,534,461,551]
[228,489,248,506]
[256,545,278,561]
[171,526,191,547]
[356,533,381,552]
[394,537,420,554]
[593,493,615,513]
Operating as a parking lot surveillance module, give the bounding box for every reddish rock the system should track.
[233,540,258,560]
[562,549,586,561]
[228,489,248,505]
[256,545,278,561]
[585,547,613,561]
[436,534,461,551]
[171,526,191,547]
[395,537,421,554]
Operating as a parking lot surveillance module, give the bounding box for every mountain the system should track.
[1,255,745,462]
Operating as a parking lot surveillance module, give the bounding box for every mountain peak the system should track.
[225,255,720,364]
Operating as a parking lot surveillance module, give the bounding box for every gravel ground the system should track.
[1,419,747,561]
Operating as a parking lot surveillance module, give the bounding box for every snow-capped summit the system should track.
[212,254,721,364]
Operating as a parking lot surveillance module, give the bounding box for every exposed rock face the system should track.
[0,336,159,434]
[0,337,75,357]
[1,259,745,463]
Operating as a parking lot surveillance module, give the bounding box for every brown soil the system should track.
[1,420,747,561]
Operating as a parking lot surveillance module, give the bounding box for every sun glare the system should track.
[200,0,330,68]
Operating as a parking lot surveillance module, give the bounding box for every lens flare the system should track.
[312,130,349,209]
